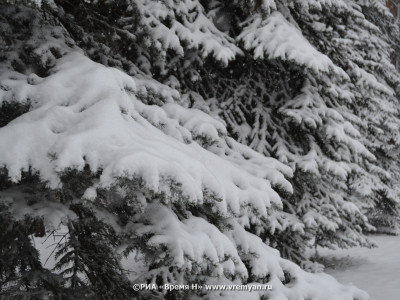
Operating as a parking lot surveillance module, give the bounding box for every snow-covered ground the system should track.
[320,234,400,300]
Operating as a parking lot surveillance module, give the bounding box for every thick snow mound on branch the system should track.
[238,12,347,77]
[0,51,289,217]
[130,203,369,300]
[0,29,369,300]
[135,0,242,64]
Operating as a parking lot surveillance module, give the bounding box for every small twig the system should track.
[42,229,57,244]
[44,232,69,266]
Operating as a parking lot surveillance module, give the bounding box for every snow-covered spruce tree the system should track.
[58,0,375,267]
[154,0,400,258]
[87,0,400,265]
[32,0,318,267]
[0,1,371,299]
[284,0,400,234]
[136,0,381,264]
[345,0,400,234]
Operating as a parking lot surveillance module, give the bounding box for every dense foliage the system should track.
[1,0,399,299]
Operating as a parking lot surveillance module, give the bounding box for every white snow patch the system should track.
[322,234,400,300]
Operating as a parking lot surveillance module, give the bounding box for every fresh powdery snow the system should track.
[321,234,400,300]
[238,12,348,77]
[1,2,400,300]
[0,50,290,216]
[0,48,369,299]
